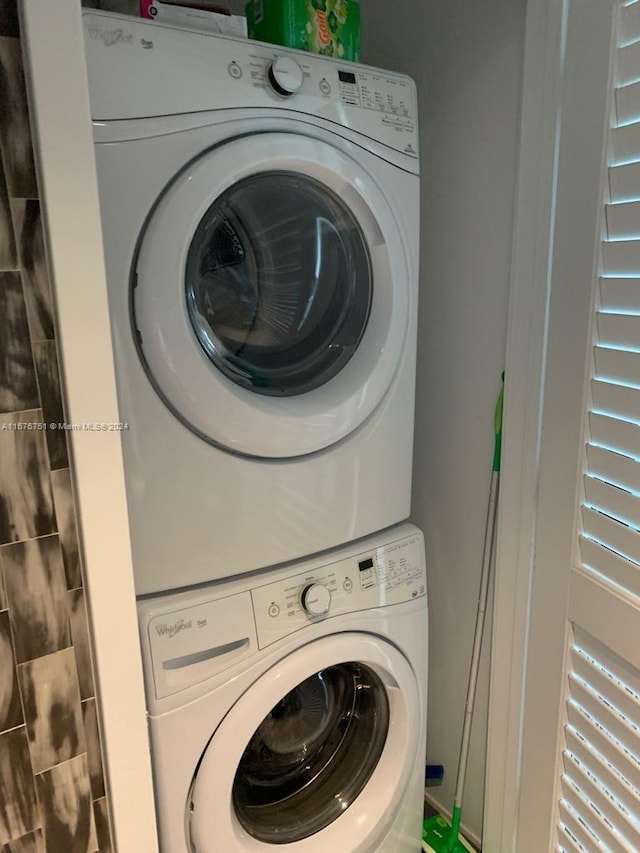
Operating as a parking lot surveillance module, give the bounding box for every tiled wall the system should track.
[0,7,112,852]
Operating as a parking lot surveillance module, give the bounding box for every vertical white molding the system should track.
[20,3,159,851]
[484,0,566,849]
[486,0,617,848]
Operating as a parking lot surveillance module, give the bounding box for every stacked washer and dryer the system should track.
[84,11,426,853]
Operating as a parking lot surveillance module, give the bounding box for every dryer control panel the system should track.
[251,533,426,648]
[83,11,419,160]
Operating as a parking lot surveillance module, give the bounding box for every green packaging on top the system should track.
[246,0,361,62]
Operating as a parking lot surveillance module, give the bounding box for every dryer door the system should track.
[133,132,411,459]
[188,634,421,852]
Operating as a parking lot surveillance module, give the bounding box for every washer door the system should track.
[133,132,410,458]
[188,634,420,852]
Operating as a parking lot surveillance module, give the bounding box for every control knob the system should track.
[268,56,304,97]
[301,582,331,617]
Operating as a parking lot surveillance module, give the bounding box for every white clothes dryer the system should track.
[138,523,428,853]
[84,12,420,595]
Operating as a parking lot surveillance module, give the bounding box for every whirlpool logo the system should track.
[155,618,192,639]
[87,25,134,47]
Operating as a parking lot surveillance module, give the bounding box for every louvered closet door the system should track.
[515,0,640,850]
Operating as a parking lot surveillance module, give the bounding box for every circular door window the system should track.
[188,633,421,852]
[185,172,372,397]
[232,663,388,843]
[133,132,411,458]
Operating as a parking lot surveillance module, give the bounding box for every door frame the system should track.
[20,2,160,851]
[484,0,567,845]
[485,0,616,849]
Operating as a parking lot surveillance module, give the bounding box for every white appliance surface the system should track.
[138,523,428,853]
[84,11,420,595]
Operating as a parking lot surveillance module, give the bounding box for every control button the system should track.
[319,77,331,95]
[301,583,331,617]
[268,56,304,97]
[228,61,242,79]
[343,577,353,592]
[268,602,280,618]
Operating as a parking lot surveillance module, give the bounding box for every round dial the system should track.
[301,583,332,617]
[268,56,304,97]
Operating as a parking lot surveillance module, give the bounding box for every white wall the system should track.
[361,0,526,841]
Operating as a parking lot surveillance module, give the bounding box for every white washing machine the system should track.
[84,12,420,595]
[138,523,428,852]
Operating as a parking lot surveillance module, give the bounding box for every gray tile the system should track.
[32,342,68,470]
[12,202,54,342]
[0,611,22,733]
[1,535,70,664]
[0,272,39,414]
[0,410,55,546]
[69,591,94,701]
[0,2,18,39]
[36,755,97,853]
[0,149,16,270]
[0,727,38,845]
[50,470,82,591]
[81,700,104,801]
[17,648,85,775]
[92,799,111,853]
[0,38,36,199]
[0,828,44,853]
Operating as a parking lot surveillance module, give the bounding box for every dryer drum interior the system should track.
[185,170,373,397]
[231,662,389,843]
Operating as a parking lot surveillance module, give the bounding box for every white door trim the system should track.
[20,2,159,851]
[486,0,617,849]
[484,0,567,849]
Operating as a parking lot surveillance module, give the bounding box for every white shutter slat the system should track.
[612,123,640,167]
[573,644,640,731]
[570,642,640,770]
[584,476,640,528]
[597,311,640,348]
[582,506,640,568]
[599,277,640,312]
[561,774,629,852]
[567,700,640,796]
[580,536,640,598]
[558,801,607,851]
[619,41,640,87]
[592,378,640,423]
[603,240,640,274]
[607,201,640,238]
[609,162,640,201]
[595,347,640,389]
[569,672,640,762]
[562,753,638,852]
[587,443,640,493]
[590,412,640,458]
[566,727,640,832]
[616,82,640,128]
[622,2,640,47]
[558,635,640,851]
[556,828,584,853]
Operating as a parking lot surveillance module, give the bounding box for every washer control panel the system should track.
[251,533,426,648]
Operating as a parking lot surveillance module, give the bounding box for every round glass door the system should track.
[133,132,411,458]
[188,633,420,852]
[185,172,372,397]
[232,663,389,844]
